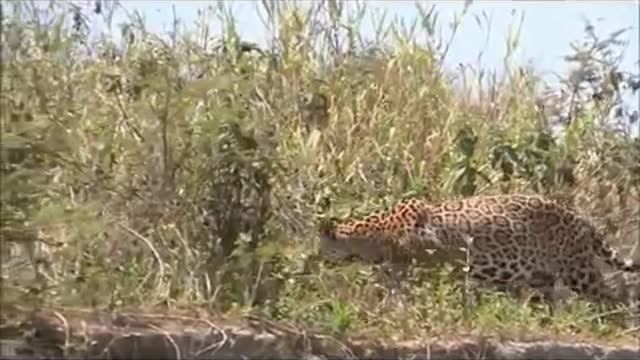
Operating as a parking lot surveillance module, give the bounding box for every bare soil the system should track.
[1,304,639,359]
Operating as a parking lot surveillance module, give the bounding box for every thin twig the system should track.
[51,311,70,357]
[620,325,640,336]
[249,261,265,306]
[147,323,181,360]
[586,304,638,322]
[194,318,228,357]
[118,222,165,291]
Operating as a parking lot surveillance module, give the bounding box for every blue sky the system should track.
[111,1,640,79]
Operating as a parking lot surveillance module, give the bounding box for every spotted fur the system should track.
[319,194,640,304]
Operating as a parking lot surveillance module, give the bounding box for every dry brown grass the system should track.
[1,0,639,340]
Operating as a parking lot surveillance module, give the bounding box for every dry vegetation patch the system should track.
[1,0,639,351]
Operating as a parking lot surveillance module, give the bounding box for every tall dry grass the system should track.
[1,0,639,340]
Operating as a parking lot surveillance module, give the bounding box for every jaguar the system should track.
[318,193,640,306]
